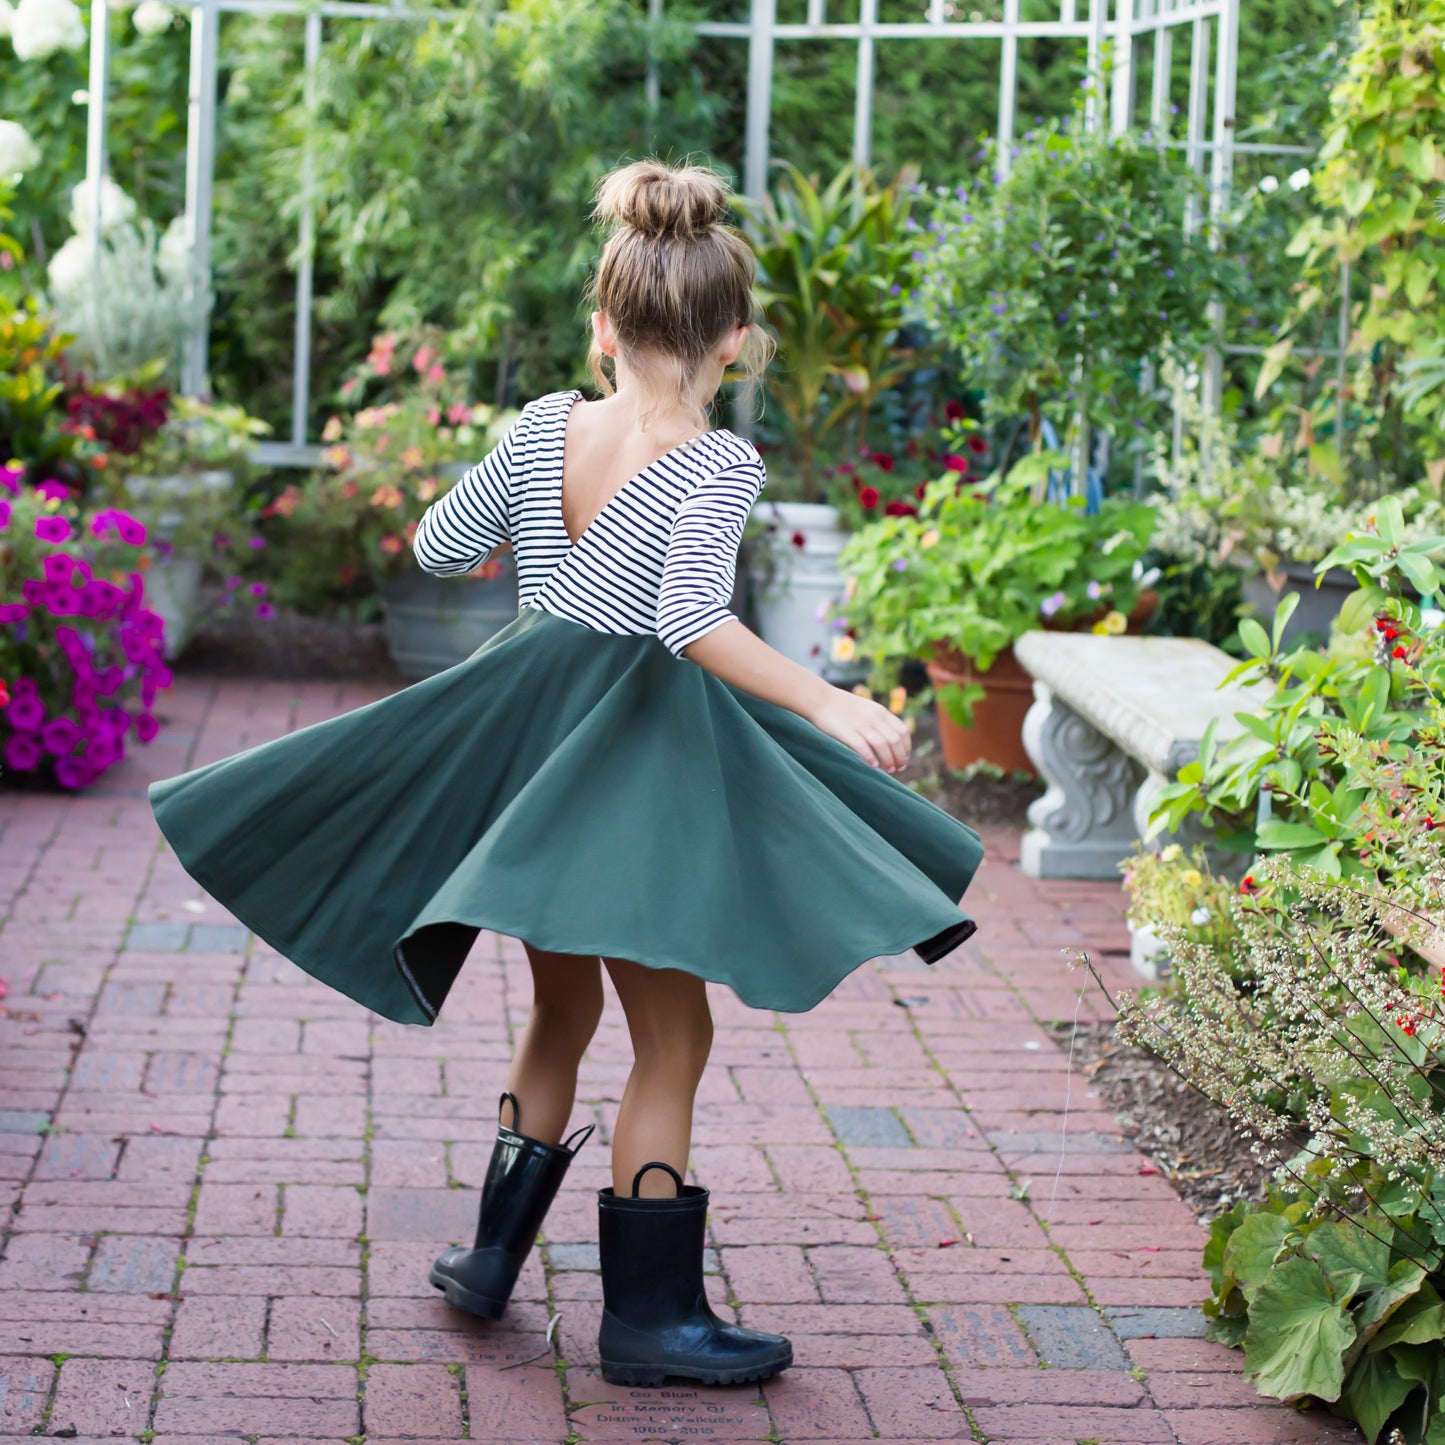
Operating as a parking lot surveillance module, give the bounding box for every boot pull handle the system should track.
[562,1122,596,1154]
[497,1092,520,1131]
[630,1161,684,1198]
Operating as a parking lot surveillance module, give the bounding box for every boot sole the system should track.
[599,1348,793,1388]
[428,1265,506,1321]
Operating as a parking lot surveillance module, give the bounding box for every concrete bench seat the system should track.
[1013,631,1263,880]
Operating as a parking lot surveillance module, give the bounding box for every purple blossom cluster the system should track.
[0,470,170,791]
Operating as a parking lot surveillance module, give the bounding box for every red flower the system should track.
[0,679,8,708]
[791,530,807,549]
[944,454,969,474]
[1393,645,1407,659]
[1240,875,1259,896]
[967,435,987,455]
[884,500,918,517]
[874,453,896,473]
[852,474,863,491]
[915,482,927,500]
[945,400,966,421]
[858,486,881,509]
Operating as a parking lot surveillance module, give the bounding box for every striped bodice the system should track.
[412,390,766,657]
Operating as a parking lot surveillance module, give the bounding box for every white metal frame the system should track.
[83,0,1316,467]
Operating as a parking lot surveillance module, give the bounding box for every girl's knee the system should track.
[634,1006,713,1081]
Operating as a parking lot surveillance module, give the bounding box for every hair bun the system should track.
[594,160,730,241]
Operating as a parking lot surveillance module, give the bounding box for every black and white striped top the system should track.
[412,389,766,657]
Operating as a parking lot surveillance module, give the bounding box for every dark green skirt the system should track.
[149,607,983,1026]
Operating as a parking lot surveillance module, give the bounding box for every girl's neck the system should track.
[603,376,714,446]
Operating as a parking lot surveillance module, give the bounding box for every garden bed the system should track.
[1049,1018,1271,1221]
[897,707,1044,829]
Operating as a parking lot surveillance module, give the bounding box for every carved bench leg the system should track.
[1020,682,1146,880]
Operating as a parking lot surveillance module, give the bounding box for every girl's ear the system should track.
[592,310,618,358]
[716,325,750,368]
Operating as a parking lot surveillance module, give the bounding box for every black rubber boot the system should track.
[429,1092,593,1320]
[598,1161,793,1387]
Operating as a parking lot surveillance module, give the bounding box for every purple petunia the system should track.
[0,464,22,497]
[4,692,45,732]
[35,479,71,502]
[0,500,10,529]
[134,712,160,744]
[41,717,84,757]
[1041,591,1068,617]
[113,512,147,546]
[55,756,97,790]
[3,733,43,772]
[35,515,73,544]
[0,601,30,624]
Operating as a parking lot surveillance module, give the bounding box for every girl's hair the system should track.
[586,159,772,431]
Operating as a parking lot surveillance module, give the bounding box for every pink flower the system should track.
[446,403,471,426]
[35,516,73,544]
[43,554,77,585]
[248,536,266,550]
[425,364,445,386]
[255,603,276,620]
[413,345,438,374]
[135,712,160,743]
[944,455,969,474]
[35,479,71,502]
[0,602,30,623]
[91,510,115,537]
[113,512,147,546]
[0,464,21,496]
[249,582,267,597]
[0,500,9,528]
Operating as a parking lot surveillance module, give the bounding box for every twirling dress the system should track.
[149,390,984,1026]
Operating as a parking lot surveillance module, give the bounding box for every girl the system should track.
[149,159,983,1390]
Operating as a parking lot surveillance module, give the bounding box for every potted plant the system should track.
[276,334,519,678]
[0,475,171,790]
[740,162,935,672]
[837,456,1157,771]
[108,394,270,658]
[1150,372,1445,645]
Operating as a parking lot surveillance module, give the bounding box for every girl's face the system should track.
[591,311,751,392]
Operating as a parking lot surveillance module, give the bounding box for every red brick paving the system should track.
[0,674,1362,1444]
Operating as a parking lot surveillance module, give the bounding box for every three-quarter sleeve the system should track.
[412,410,528,576]
[656,455,766,657]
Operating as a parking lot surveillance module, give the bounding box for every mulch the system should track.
[1050,1017,1273,1220]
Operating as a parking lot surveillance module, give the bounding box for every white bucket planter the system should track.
[127,470,235,661]
[1128,921,1171,982]
[751,501,849,676]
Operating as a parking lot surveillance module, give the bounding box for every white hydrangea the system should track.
[10,0,85,59]
[157,213,191,282]
[0,119,40,180]
[0,1,15,39]
[132,0,172,34]
[46,232,96,301]
[68,174,136,237]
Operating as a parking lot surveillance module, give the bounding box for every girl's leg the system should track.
[504,942,605,1144]
[603,957,713,1197]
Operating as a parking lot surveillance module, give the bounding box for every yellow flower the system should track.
[416,477,438,503]
[1181,868,1203,888]
[401,445,425,471]
[843,575,857,601]
[320,415,343,443]
[920,528,940,549]
[1091,609,1128,636]
[370,485,405,510]
[888,686,907,715]
[325,445,352,471]
[831,635,858,663]
[1160,844,1184,864]
[851,683,872,698]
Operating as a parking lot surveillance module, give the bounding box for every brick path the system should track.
[0,674,1363,1445]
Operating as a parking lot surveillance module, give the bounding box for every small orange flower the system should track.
[400,446,425,470]
[379,535,405,556]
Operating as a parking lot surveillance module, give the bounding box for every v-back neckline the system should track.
[556,390,715,550]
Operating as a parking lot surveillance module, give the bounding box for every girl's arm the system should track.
[413,411,528,575]
[656,458,911,774]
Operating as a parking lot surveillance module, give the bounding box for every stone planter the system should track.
[1240,560,1357,647]
[750,501,848,676]
[382,560,520,679]
[1128,921,1171,981]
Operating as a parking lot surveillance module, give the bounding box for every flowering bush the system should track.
[1122,842,1242,960]
[266,334,515,586]
[828,411,991,528]
[0,475,169,788]
[914,107,1241,455]
[835,455,1156,714]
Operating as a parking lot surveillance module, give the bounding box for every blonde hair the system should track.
[586,159,772,432]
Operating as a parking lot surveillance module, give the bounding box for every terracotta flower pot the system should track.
[924,590,1159,775]
[925,646,1035,774]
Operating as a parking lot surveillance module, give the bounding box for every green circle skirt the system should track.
[149,607,983,1026]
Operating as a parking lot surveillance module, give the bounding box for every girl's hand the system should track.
[808,689,911,773]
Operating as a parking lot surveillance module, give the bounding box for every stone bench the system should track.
[1014,631,1263,880]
